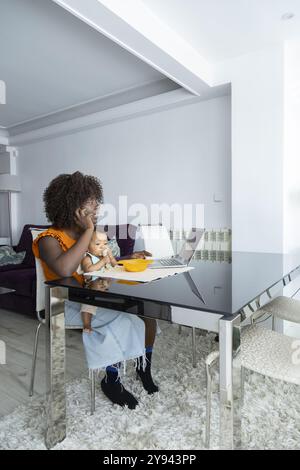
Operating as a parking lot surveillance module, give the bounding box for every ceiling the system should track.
[142,0,300,63]
[0,0,177,130]
[4,0,293,137]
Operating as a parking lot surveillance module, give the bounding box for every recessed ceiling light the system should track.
[281,12,295,21]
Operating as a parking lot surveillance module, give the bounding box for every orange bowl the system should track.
[118,259,152,272]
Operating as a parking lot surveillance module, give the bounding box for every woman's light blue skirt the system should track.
[65,301,145,370]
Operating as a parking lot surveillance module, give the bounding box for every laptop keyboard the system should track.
[159,258,182,266]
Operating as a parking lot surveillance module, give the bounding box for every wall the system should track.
[15,95,231,240]
[0,193,9,238]
[215,46,284,253]
[283,40,300,254]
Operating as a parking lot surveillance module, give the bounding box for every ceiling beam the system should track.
[52,0,214,95]
[9,88,197,146]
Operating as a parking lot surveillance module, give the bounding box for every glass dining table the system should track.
[43,251,300,450]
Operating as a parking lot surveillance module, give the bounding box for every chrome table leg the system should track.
[205,361,213,448]
[219,314,241,450]
[45,286,67,449]
[192,327,196,368]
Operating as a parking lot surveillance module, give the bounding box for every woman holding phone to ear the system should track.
[32,171,158,410]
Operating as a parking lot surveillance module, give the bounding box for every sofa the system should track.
[0,223,137,316]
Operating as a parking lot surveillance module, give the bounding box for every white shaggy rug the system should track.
[0,324,299,450]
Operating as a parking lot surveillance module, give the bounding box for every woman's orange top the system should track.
[32,227,83,283]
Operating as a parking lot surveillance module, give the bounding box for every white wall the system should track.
[215,46,284,253]
[0,193,9,238]
[283,40,300,254]
[16,95,231,240]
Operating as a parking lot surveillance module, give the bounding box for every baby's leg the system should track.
[82,311,92,333]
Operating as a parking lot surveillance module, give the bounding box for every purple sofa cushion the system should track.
[0,293,35,316]
[0,263,31,273]
[0,268,35,297]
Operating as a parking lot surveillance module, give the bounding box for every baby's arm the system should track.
[107,248,118,267]
[81,254,110,273]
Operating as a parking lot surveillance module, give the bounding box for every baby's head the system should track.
[88,230,108,257]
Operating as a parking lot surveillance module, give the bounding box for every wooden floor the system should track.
[0,309,86,418]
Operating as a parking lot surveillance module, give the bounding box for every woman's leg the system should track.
[143,317,157,348]
[137,318,159,394]
[67,302,146,409]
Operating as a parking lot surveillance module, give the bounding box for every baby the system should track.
[81,231,118,333]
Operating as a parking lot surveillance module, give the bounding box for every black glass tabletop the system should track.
[46,252,300,317]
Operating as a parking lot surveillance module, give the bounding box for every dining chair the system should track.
[255,295,300,330]
[29,229,97,415]
[204,324,300,448]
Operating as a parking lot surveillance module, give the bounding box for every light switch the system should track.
[214,286,223,295]
[213,193,223,203]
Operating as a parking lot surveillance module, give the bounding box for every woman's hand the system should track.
[74,209,95,231]
[130,250,152,259]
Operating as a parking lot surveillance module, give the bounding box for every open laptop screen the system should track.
[177,228,205,264]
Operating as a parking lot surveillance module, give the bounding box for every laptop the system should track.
[148,228,205,269]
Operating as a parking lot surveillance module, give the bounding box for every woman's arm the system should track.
[39,229,93,277]
[116,251,153,261]
[39,210,95,278]
[130,250,152,259]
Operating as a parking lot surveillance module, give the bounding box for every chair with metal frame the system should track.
[29,229,97,415]
[204,270,300,447]
[204,322,300,449]
[255,294,300,329]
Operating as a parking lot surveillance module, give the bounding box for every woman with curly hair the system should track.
[32,171,158,409]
